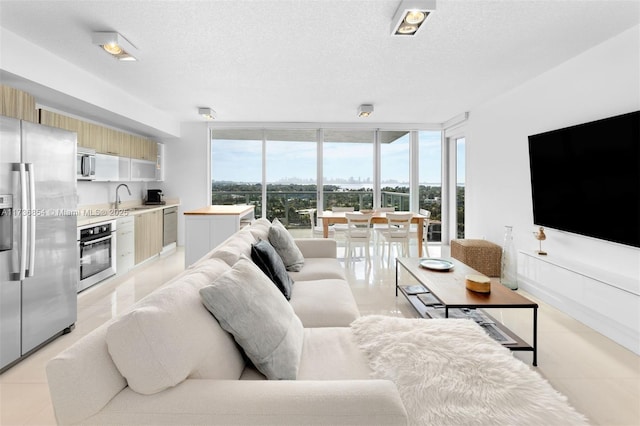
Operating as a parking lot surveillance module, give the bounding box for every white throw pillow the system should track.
[200,256,304,380]
[268,218,305,272]
[106,260,245,395]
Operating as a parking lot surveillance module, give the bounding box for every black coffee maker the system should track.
[146,189,164,205]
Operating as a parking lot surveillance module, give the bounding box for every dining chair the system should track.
[378,212,413,264]
[344,212,373,267]
[308,208,335,238]
[418,209,431,257]
[408,209,431,257]
[330,206,355,236]
[373,207,396,245]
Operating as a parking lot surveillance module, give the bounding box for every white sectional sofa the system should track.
[46,218,408,425]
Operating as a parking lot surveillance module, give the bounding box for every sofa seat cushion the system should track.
[105,259,245,395]
[290,279,360,328]
[287,257,346,281]
[200,256,304,380]
[298,327,372,379]
[238,327,372,381]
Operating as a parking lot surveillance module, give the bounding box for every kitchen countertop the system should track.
[183,205,254,216]
[77,200,180,227]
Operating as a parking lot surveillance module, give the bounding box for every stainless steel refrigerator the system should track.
[0,115,78,371]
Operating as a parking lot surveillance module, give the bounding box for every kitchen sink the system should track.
[125,206,157,211]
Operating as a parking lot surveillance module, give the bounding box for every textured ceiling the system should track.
[0,0,638,131]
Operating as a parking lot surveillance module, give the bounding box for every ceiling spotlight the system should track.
[198,107,216,120]
[92,32,138,61]
[358,104,374,118]
[391,0,436,36]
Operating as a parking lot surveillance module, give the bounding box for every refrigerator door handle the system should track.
[11,163,28,280]
[26,163,36,277]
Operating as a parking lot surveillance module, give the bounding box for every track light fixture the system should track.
[358,104,374,118]
[198,107,216,120]
[92,32,138,61]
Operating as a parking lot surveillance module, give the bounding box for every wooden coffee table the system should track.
[396,257,538,366]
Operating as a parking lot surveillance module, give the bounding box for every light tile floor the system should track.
[1,240,639,425]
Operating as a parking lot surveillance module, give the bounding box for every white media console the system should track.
[518,251,639,355]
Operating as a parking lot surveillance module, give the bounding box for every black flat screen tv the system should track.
[528,110,640,249]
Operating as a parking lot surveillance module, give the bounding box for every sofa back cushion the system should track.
[249,217,271,241]
[200,256,304,380]
[105,259,245,395]
[209,227,257,266]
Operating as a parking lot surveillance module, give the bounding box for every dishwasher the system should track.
[163,207,178,246]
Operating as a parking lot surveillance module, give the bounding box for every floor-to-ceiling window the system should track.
[419,131,442,244]
[264,129,317,228]
[211,129,263,218]
[211,127,447,233]
[456,137,466,238]
[380,131,410,211]
[322,130,374,211]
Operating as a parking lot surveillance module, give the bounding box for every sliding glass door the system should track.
[380,131,410,211]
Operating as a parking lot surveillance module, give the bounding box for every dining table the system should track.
[317,210,428,257]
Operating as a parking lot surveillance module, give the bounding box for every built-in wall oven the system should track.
[77,220,116,292]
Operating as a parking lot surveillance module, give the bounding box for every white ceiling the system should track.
[0,0,638,135]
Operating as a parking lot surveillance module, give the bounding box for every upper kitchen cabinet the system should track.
[39,110,82,135]
[0,85,38,123]
[130,135,157,162]
[103,127,131,157]
[84,122,106,152]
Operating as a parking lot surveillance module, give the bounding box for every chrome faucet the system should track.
[115,184,131,210]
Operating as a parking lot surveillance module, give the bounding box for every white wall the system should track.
[160,122,210,246]
[0,28,180,138]
[466,25,640,281]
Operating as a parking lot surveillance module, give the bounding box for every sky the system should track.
[211,131,464,185]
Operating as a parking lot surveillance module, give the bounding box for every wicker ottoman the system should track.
[451,239,502,277]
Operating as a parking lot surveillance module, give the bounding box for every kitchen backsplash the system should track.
[77,181,164,207]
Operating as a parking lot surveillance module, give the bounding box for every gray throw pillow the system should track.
[251,239,294,300]
[199,256,304,380]
[268,218,305,272]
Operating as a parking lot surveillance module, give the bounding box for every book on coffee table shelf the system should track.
[417,292,441,306]
[426,307,517,345]
[401,284,429,295]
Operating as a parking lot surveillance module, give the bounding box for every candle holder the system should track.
[533,226,547,255]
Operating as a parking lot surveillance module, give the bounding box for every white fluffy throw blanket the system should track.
[350,315,588,426]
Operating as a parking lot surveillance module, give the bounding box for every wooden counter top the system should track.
[183,205,254,216]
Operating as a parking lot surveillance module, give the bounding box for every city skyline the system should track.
[211,131,465,185]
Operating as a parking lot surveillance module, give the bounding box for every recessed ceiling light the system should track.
[92,32,138,61]
[358,104,374,118]
[405,11,426,25]
[391,0,436,36]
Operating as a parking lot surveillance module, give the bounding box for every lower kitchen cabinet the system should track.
[116,216,135,274]
[134,210,163,264]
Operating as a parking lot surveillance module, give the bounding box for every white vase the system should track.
[501,225,518,290]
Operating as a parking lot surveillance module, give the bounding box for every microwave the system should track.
[77,147,96,181]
